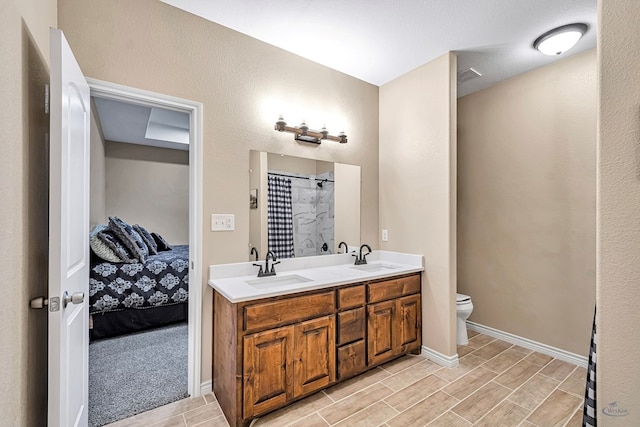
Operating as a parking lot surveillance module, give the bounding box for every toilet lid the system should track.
[456,293,471,304]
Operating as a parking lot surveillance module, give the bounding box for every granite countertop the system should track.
[208,250,424,303]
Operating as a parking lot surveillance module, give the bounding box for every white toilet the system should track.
[456,293,474,345]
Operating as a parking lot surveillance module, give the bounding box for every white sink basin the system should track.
[244,274,313,289]
[350,263,399,273]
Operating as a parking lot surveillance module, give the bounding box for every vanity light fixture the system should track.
[274,116,347,144]
[533,23,588,56]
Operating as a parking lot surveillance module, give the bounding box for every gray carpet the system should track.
[88,322,189,427]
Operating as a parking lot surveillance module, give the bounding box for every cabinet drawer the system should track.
[337,340,366,380]
[367,274,420,303]
[337,285,365,310]
[244,291,335,332]
[337,307,365,345]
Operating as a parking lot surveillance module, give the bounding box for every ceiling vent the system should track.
[457,67,482,84]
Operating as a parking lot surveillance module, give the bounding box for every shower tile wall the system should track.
[289,171,334,257]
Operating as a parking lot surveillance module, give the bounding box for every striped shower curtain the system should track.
[267,175,295,259]
[583,309,597,426]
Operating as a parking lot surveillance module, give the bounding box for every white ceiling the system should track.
[159,0,597,96]
[94,97,190,151]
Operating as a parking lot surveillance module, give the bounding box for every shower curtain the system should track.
[583,309,596,426]
[267,175,295,259]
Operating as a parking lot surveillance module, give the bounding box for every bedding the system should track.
[96,228,139,263]
[134,224,158,255]
[108,216,149,262]
[90,304,187,340]
[152,232,172,251]
[89,225,121,263]
[90,244,189,316]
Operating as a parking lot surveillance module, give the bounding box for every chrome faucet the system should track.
[253,250,280,277]
[352,244,372,265]
[338,241,348,254]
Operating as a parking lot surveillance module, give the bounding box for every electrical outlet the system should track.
[382,229,388,241]
[211,214,235,231]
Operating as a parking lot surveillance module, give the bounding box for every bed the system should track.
[89,244,189,339]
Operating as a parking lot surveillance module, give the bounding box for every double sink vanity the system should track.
[209,250,424,426]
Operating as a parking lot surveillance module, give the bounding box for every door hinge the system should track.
[44,84,49,115]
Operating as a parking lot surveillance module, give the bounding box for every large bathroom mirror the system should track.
[249,150,361,261]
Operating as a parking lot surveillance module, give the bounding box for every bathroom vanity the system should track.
[209,252,423,427]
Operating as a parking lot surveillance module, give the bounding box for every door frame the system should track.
[87,78,204,397]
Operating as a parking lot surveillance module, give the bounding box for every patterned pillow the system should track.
[89,224,121,262]
[96,229,138,263]
[151,232,173,251]
[134,224,158,255]
[108,216,149,262]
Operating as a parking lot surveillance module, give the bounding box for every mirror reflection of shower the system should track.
[268,170,335,258]
[249,151,361,261]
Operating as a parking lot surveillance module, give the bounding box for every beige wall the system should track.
[457,51,597,356]
[105,141,189,245]
[267,152,320,175]
[598,0,640,422]
[0,0,56,425]
[58,0,380,384]
[317,159,335,175]
[379,53,458,357]
[90,107,107,227]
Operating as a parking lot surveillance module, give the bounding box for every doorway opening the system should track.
[86,79,203,426]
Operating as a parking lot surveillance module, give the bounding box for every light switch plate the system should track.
[211,214,235,231]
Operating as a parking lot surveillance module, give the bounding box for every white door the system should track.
[48,28,91,427]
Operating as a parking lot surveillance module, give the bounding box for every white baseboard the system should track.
[466,321,588,369]
[421,346,459,368]
[200,380,212,396]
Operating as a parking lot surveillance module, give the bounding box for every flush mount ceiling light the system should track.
[274,116,347,144]
[533,23,588,56]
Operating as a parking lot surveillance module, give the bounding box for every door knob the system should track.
[62,291,84,308]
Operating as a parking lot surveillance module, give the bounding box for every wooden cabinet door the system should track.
[293,315,336,397]
[243,326,294,419]
[337,339,366,380]
[367,300,396,365]
[396,294,421,354]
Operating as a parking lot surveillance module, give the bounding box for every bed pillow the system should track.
[108,216,149,262]
[89,224,122,262]
[96,229,138,263]
[151,232,173,251]
[134,224,158,255]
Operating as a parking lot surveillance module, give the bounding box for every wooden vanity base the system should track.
[213,272,422,427]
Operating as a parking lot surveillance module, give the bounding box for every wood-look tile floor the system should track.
[105,330,586,427]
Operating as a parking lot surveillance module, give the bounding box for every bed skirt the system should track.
[90,303,188,340]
